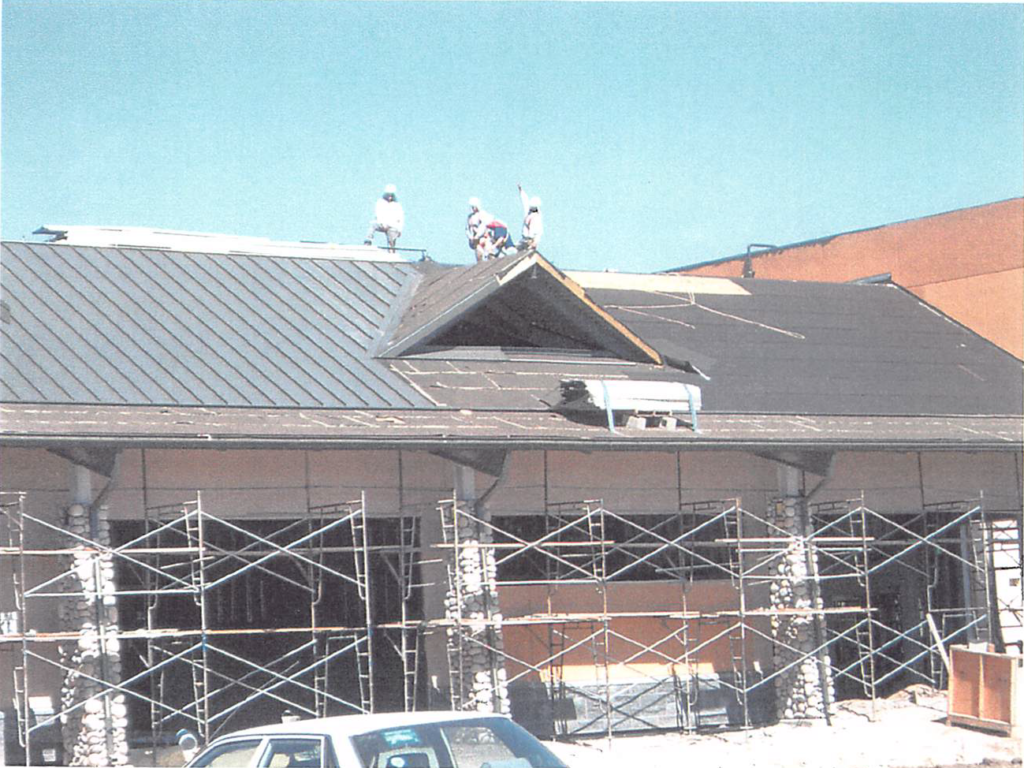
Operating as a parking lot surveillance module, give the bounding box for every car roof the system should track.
[223,711,508,741]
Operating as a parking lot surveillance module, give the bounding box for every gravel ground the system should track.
[544,686,1023,768]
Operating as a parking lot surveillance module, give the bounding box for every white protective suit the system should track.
[517,188,543,251]
[365,195,405,250]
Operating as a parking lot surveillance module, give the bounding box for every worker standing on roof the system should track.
[364,184,404,252]
[516,183,543,253]
[466,197,490,260]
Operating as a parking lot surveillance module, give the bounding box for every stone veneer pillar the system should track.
[59,502,129,766]
[769,493,835,721]
[444,467,509,714]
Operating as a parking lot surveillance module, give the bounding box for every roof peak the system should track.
[32,225,411,262]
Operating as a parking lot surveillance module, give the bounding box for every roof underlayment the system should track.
[1,242,1021,451]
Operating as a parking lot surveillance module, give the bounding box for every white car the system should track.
[184,711,570,768]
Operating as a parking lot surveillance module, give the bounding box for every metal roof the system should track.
[1,241,1020,440]
[0,242,431,408]
[33,226,408,262]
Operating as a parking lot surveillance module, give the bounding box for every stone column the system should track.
[443,466,509,714]
[769,469,834,721]
[59,501,129,766]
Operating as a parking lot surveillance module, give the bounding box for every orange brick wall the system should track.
[676,199,1024,359]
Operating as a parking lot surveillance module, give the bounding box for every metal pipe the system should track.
[743,243,777,278]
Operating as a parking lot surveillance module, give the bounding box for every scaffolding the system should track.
[0,490,426,762]
[1,483,1017,759]
[434,492,1014,738]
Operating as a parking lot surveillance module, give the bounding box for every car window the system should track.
[350,719,566,768]
[259,738,323,768]
[191,739,263,768]
[440,725,518,768]
[353,726,443,768]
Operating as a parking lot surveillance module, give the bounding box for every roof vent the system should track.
[556,379,702,432]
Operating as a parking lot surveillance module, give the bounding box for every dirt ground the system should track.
[544,686,1023,768]
[126,685,1021,767]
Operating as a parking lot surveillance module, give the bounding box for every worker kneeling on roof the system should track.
[480,217,514,261]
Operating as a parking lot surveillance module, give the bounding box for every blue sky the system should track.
[2,1,1022,271]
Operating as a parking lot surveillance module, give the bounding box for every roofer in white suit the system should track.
[364,184,404,251]
[466,197,491,258]
[516,183,543,253]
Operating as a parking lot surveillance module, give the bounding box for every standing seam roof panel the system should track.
[82,246,269,403]
[3,245,195,403]
[1,272,157,403]
[0,323,82,401]
[244,258,424,406]
[168,252,369,406]
[98,248,290,405]
[255,258,376,347]
[0,243,432,408]
[188,253,390,406]
[0,349,49,400]
[288,261,382,336]
[53,246,231,403]
[36,244,230,402]
[121,248,317,405]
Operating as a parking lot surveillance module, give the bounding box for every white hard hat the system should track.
[529,196,542,210]
[384,183,397,195]
[468,197,481,209]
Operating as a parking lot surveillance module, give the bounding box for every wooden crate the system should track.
[948,645,1023,738]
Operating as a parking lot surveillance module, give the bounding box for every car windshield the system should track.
[350,717,567,768]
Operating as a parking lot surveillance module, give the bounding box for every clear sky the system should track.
[2,1,1022,272]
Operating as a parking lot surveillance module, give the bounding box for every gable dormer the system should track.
[380,253,662,363]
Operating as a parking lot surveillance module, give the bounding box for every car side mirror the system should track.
[177,729,199,762]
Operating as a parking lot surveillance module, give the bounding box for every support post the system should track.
[60,461,129,766]
[769,466,834,721]
[443,464,510,713]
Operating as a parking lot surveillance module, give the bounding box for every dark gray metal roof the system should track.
[0,242,431,408]
[590,279,1024,417]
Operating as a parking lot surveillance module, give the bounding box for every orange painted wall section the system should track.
[498,581,772,682]
[914,269,1024,361]
[677,199,1024,358]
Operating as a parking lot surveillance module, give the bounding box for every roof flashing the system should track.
[33,226,409,262]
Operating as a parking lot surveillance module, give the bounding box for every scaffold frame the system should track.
[1,470,1018,759]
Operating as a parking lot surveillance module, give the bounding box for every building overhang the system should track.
[2,404,1020,454]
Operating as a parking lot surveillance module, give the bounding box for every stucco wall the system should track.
[1,444,1020,716]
